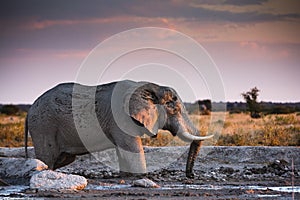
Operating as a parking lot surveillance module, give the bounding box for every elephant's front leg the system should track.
[115,136,146,175]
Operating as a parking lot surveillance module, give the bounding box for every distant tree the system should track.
[241,87,261,118]
[0,104,20,115]
[197,99,211,115]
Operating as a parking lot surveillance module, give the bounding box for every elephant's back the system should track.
[27,80,135,124]
[29,83,74,113]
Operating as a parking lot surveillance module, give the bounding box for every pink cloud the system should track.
[237,41,294,61]
[54,50,89,59]
[238,41,268,58]
[278,49,289,58]
[160,18,176,30]
[29,16,137,30]
[239,41,259,49]
[32,20,77,29]
[15,48,88,60]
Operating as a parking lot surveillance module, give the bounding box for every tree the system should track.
[197,99,211,115]
[0,104,20,115]
[241,87,261,118]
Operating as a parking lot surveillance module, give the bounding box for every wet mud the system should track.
[1,146,299,199]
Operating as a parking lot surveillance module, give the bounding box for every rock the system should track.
[268,159,289,172]
[30,170,87,190]
[0,157,48,185]
[219,167,235,174]
[0,147,35,158]
[132,178,160,188]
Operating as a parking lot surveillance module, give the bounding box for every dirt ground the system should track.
[1,146,300,199]
[27,172,299,200]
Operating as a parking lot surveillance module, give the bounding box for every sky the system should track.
[0,0,299,104]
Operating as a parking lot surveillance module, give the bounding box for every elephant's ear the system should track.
[129,83,160,135]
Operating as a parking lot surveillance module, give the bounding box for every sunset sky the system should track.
[0,0,299,103]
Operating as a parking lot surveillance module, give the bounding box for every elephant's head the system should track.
[129,82,213,178]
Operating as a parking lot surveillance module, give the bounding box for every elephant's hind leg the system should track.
[31,131,60,169]
[35,153,56,169]
[53,152,76,169]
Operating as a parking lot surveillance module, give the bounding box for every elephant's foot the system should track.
[186,171,195,179]
[118,172,160,188]
[132,178,160,188]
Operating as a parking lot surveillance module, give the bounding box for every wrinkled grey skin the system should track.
[25,80,212,178]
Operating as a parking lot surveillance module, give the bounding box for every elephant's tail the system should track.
[24,114,28,159]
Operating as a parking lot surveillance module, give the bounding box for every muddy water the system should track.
[0,185,28,198]
[86,183,300,193]
[1,184,299,199]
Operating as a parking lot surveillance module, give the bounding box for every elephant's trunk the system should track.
[177,113,209,178]
[186,140,202,178]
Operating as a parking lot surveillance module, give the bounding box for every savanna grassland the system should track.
[143,112,300,147]
[0,113,32,147]
[0,112,299,147]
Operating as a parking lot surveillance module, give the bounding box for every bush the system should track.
[267,105,295,114]
[0,105,20,115]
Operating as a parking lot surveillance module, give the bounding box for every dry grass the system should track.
[144,112,300,147]
[0,112,299,147]
[217,112,300,146]
[0,113,32,147]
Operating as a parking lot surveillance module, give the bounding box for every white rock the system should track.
[0,147,35,158]
[133,178,160,188]
[0,157,48,178]
[30,170,87,190]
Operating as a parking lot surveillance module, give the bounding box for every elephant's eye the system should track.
[166,101,181,115]
[166,101,174,108]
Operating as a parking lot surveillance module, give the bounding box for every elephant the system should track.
[25,80,213,178]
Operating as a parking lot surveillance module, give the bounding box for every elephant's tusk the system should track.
[178,132,214,142]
